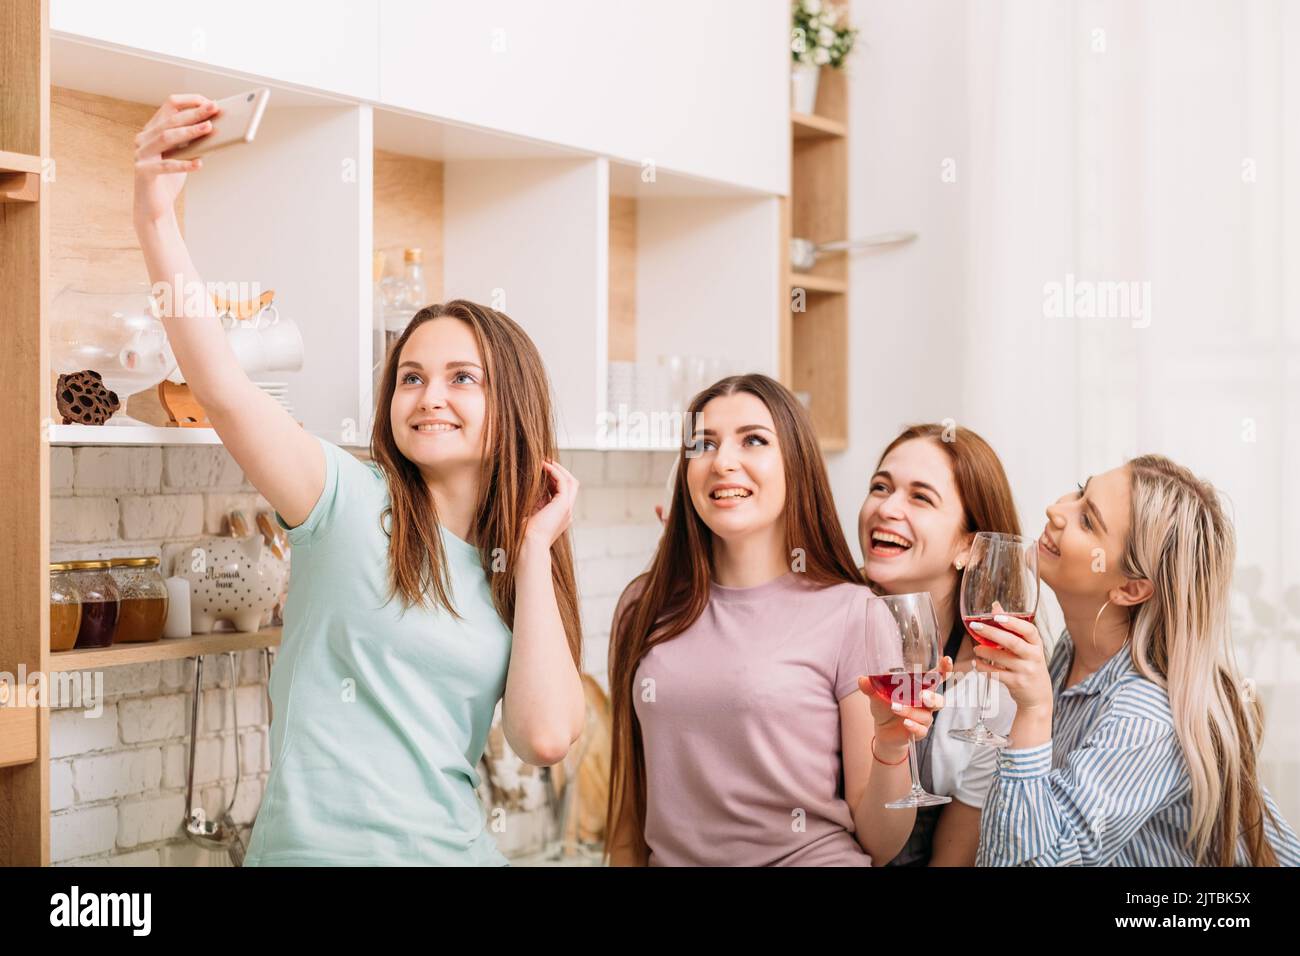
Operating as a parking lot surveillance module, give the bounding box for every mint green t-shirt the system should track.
[243,437,512,866]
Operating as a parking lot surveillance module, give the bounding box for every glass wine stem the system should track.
[907,737,924,794]
[975,661,991,733]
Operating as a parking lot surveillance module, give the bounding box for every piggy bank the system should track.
[174,534,289,634]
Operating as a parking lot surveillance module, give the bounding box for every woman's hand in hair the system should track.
[970,602,1053,713]
[522,460,579,552]
[859,655,952,754]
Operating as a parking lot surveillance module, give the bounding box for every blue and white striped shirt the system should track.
[977,633,1300,866]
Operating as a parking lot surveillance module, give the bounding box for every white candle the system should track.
[163,576,192,638]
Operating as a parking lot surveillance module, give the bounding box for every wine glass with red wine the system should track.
[949,531,1040,748]
[864,592,952,809]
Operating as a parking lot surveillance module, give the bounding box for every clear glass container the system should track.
[65,560,121,649]
[107,557,169,644]
[50,284,178,425]
[49,562,83,653]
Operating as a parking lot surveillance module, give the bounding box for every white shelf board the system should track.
[608,158,767,199]
[49,422,672,452]
[50,33,351,108]
[372,105,585,161]
[50,424,222,446]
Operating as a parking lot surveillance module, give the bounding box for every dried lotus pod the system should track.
[56,370,120,425]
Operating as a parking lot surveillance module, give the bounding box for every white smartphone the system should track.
[165,88,270,161]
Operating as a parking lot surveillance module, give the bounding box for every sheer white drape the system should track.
[956,0,1300,824]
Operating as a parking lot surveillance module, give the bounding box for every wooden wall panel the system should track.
[608,196,637,362]
[373,148,444,303]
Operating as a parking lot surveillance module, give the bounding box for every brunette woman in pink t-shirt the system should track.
[605,375,948,866]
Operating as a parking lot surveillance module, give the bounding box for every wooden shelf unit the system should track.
[0,0,48,866]
[780,7,850,452]
[49,628,281,672]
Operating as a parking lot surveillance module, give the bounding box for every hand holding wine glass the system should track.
[860,592,952,809]
[857,652,952,753]
[970,601,1053,713]
[950,532,1040,748]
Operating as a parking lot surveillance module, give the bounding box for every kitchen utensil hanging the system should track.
[182,652,247,865]
[789,230,918,272]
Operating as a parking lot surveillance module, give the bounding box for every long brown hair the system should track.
[605,374,862,861]
[369,300,581,667]
[1123,455,1279,865]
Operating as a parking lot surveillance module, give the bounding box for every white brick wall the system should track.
[49,444,673,865]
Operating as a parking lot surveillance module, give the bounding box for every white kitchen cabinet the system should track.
[45,5,786,452]
[54,0,791,196]
[633,195,782,384]
[52,0,381,101]
[443,157,609,449]
[378,0,790,196]
[47,35,376,447]
[185,105,373,445]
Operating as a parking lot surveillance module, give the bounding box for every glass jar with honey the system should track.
[107,557,169,644]
[50,562,83,653]
[65,561,120,649]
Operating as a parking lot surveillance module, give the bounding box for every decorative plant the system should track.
[791,0,857,69]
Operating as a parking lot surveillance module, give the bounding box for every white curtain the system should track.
[957,0,1300,824]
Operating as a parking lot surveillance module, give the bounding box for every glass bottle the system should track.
[384,248,426,360]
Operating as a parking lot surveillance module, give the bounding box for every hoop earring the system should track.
[1091,599,1112,653]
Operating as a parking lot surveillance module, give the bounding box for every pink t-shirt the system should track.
[631,572,873,866]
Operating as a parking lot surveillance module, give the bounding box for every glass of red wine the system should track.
[949,531,1040,748]
[864,591,952,809]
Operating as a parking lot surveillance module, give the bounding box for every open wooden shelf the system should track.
[49,627,282,671]
[787,272,847,295]
[0,142,40,206]
[792,111,847,140]
[1,171,39,203]
[780,11,850,454]
[0,149,42,174]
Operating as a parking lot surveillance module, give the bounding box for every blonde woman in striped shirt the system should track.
[973,455,1299,866]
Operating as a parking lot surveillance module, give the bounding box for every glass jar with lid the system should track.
[107,557,169,644]
[65,560,120,649]
[49,562,83,653]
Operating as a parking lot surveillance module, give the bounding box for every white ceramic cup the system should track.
[226,326,267,375]
[259,316,304,372]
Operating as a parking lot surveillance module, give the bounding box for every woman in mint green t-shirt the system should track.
[133,97,586,864]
